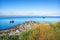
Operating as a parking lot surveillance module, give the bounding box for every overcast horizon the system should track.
[0,0,60,16]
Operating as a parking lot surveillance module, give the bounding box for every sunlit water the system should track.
[0,17,60,30]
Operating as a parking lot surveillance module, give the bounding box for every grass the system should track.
[0,22,60,40]
[20,22,60,40]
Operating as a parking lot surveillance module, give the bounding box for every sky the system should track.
[0,0,60,16]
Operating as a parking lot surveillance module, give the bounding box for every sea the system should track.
[0,16,60,30]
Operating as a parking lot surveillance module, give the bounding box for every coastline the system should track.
[0,21,60,35]
[0,21,37,35]
[0,16,60,19]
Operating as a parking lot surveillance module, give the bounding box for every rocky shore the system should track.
[0,21,38,35]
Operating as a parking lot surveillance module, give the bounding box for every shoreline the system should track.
[0,21,37,35]
[0,21,60,35]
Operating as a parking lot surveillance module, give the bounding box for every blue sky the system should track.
[0,0,60,16]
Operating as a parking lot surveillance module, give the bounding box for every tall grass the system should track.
[20,23,50,40]
[0,22,60,40]
[20,22,60,40]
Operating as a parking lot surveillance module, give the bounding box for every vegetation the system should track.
[0,22,60,40]
[0,34,19,40]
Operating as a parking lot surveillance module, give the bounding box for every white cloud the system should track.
[0,11,60,16]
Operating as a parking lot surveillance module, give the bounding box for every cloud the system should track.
[0,11,60,16]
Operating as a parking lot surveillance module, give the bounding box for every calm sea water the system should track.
[0,17,60,30]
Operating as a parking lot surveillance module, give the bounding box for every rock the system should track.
[0,21,37,35]
[10,20,14,23]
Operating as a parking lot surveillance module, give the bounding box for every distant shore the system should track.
[0,16,60,19]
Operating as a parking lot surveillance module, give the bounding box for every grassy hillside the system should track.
[0,22,60,40]
[20,22,60,40]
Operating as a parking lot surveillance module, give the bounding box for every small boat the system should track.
[42,16,45,19]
